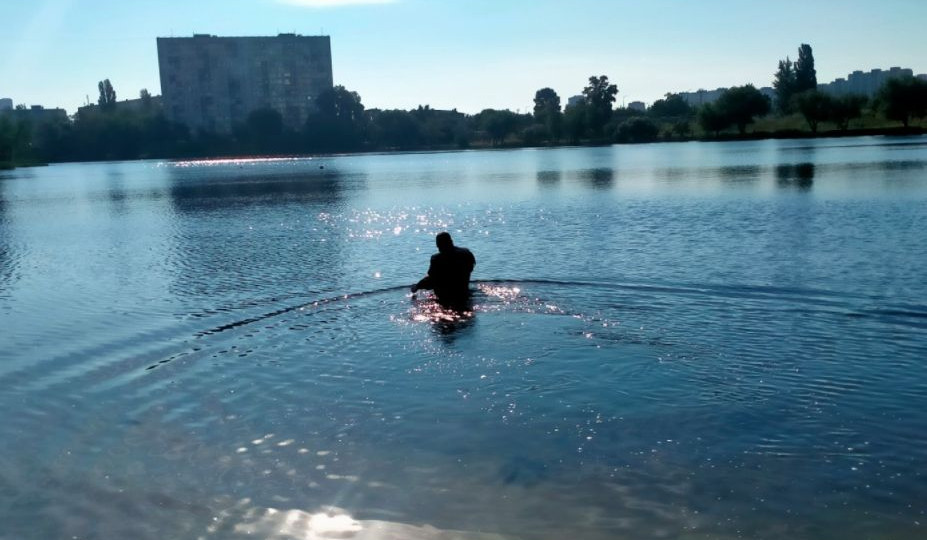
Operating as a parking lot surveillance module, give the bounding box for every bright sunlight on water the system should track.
[1,137,926,539]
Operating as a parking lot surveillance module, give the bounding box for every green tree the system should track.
[794,44,817,93]
[615,117,659,143]
[648,93,691,119]
[563,102,587,144]
[773,57,797,114]
[533,87,563,142]
[369,109,423,149]
[715,85,771,134]
[877,76,927,128]
[672,120,692,139]
[794,90,833,133]
[0,115,33,166]
[140,88,153,110]
[698,103,729,137]
[0,116,16,166]
[98,79,117,111]
[239,108,286,154]
[477,109,519,146]
[582,75,618,138]
[305,85,367,151]
[828,94,867,131]
[315,86,365,123]
[520,124,548,147]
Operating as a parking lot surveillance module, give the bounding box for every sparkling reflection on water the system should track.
[1,137,927,540]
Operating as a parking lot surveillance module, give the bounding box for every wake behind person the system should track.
[411,232,476,306]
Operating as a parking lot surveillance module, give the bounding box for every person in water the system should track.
[411,232,476,304]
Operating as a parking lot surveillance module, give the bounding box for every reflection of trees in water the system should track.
[105,169,129,216]
[164,164,359,306]
[576,167,615,189]
[534,148,563,186]
[776,141,815,191]
[167,167,350,213]
[718,165,762,184]
[0,177,17,295]
[536,170,562,185]
[775,163,815,191]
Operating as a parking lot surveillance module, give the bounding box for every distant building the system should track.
[0,98,12,111]
[677,88,725,107]
[0,105,68,125]
[677,86,775,107]
[819,67,921,97]
[567,95,585,108]
[77,95,163,117]
[156,33,334,133]
[627,101,646,112]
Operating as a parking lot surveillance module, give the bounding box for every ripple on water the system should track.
[2,279,926,540]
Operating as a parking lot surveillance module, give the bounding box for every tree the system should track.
[520,124,548,147]
[533,87,563,142]
[615,117,659,143]
[0,115,32,166]
[698,103,729,137]
[794,44,817,93]
[239,108,286,154]
[715,85,771,134]
[315,86,364,123]
[0,116,16,165]
[98,79,117,110]
[773,57,797,114]
[774,44,816,114]
[648,93,691,119]
[369,109,423,149]
[305,85,367,151]
[140,88,153,110]
[672,120,692,139]
[563,102,587,144]
[828,94,866,131]
[877,76,927,128]
[794,90,833,133]
[582,75,618,137]
[477,109,519,146]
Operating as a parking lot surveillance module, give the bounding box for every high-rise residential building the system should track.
[156,34,334,133]
[819,67,922,97]
[0,98,13,111]
[676,86,776,107]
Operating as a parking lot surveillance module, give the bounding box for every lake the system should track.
[1,137,926,540]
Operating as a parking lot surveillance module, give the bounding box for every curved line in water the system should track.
[194,284,413,337]
[145,277,926,374]
[192,277,908,339]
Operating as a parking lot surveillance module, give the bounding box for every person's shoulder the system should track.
[458,246,475,263]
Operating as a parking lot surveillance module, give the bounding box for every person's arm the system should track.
[411,275,432,293]
[411,255,438,292]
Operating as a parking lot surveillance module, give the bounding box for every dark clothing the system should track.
[414,246,476,304]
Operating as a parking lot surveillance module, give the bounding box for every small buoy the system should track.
[319,165,325,169]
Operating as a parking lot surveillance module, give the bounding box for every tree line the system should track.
[3,46,927,167]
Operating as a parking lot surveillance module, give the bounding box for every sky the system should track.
[2,0,926,115]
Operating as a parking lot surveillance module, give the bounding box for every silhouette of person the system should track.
[411,232,476,306]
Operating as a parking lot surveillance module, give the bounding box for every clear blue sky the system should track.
[2,0,926,115]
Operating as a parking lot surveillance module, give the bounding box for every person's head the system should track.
[436,232,454,253]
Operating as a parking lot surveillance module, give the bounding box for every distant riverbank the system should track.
[4,124,925,170]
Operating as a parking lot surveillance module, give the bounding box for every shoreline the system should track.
[8,127,925,168]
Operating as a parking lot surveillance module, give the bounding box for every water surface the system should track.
[1,137,926,539]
